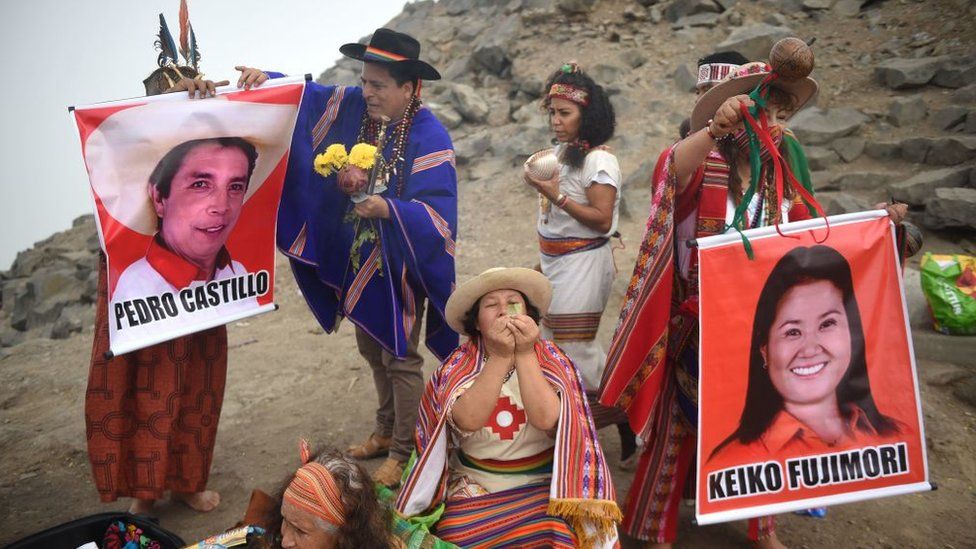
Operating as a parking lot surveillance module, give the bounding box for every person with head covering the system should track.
[84,8,231,515]
[395,267,621,548]
[603,40,918,545]
[236,28,458,488]
[523,62,636,463]
[271,441,398,549]
[601,56,828,548]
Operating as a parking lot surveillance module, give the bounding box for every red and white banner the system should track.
[72,78,304,355]
[695,211,930,524]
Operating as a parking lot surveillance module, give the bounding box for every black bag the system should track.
[5,512,185,549]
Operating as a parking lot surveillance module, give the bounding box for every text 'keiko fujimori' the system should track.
[113,271,270,330]
[707,443,909,502]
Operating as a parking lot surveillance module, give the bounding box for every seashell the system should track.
[524,149,559,181]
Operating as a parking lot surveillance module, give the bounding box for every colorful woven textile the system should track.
[538,234,609,257]
[543,311,602,342]
[396,338,621,548]
[435,482,577,548]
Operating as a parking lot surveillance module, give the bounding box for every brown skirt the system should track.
[85,257,228,502]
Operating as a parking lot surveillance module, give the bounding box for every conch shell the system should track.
[524,149,559,181]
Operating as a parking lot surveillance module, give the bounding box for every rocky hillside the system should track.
[2,0,975,349]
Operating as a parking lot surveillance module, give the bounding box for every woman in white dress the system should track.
[524,63,635,462]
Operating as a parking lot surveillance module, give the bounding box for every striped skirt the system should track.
[435,482,577,548]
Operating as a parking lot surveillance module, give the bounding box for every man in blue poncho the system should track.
[238,28,458,487]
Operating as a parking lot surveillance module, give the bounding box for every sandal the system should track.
[372,457,405,488]
[345,432,393,460]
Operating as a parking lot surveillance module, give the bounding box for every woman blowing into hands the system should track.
[394,267,621,549]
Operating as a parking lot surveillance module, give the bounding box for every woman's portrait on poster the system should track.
[710,245,902,462]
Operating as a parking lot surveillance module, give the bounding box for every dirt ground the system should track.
[2,239,975,548]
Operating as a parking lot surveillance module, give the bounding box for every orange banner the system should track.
[695,213,929,524]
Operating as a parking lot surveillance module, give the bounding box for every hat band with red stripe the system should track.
[364,46,408,62]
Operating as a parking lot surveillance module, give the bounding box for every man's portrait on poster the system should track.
[710,245,902,462]
[112,136,257,302]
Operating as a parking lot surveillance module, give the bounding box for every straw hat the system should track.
[83,97,298,235]
[445,267,552,335]
[690,61,818,132]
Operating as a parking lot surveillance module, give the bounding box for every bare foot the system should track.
[755,533,787,549]
[128,498,155,514]
[173,490,221,512]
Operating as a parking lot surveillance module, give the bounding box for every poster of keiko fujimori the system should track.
[71,77,305,356]
[695,211,930,524]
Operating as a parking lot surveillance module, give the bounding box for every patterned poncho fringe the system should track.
[395,339,622,548]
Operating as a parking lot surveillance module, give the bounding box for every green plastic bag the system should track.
[920,252,976,335]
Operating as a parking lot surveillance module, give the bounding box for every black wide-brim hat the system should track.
[340,28,441,81]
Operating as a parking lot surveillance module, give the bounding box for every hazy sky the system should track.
[0,0,407,270]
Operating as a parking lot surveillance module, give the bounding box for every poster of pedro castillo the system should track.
[695,211,930,525]
[71,77,304,356]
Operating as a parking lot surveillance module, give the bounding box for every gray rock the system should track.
[927,136,976,165]
[665,0,722,23]
[719,7,743,25]
[952,83,976,104]
[672,63,698,92]
[819,191,872,216]
[714,0,739,8]
[453,131,492,165]
[0,327,24,348]
[763,13,790,26]
[864,140,902,160]
[27,268,78,304]
[449,83,490,123]
[470,44,511,76]
[804,146,841,171]
[5,279,31,331]
[823,171,894,192]
[831,136,866,162]
[51,304,90,340]
[490,124,549,162]
[672,12,720,28]
[717,23,793,61]
[788,106,869,145]
[900,137,934,163]
[621,50,648,69]
[932,59,976,89]
[556,0,594,13]
[833,0,865,16]
[430,102,463,129]
[930,106,971,131]
[623,5,648,21]
[511,101,546,126]
[636,0,661,5]
[887,96,928,127]
[589,64,626,91]
[803,0,834,9]
[967,112,976,134]
[874,56,947,89]
[888,166,972,206]
[922,187,976,230]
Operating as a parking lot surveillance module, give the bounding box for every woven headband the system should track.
[282,439,344,530]
[548,83,589,106]
[697,62,740,88]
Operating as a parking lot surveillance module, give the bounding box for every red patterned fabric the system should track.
[86,257,227,501]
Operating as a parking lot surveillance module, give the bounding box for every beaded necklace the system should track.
[356,95,422,197]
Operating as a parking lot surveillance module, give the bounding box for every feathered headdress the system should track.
[155,13,180,68]
[178,0,201,70]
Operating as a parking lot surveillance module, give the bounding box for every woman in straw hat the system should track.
[523,63,637,464]
[600,60,827,548]
[394,267,621,548]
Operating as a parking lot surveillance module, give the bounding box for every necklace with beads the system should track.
[356,95,422,197]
